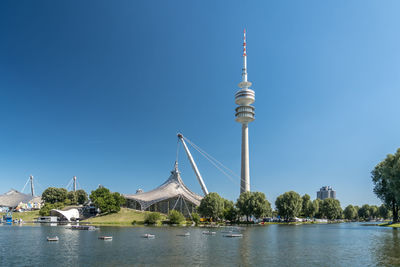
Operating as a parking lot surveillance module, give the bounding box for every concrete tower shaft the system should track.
[235,29,255,194]
[30,175,35,196]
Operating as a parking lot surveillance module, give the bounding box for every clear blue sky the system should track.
[1,1,399,207]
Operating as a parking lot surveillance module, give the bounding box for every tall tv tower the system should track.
[235,29,255,194]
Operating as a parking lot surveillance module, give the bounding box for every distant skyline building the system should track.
[235,29,255,194]
[317,186,336,200]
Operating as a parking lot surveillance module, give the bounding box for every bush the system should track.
[144,212,161,224]
[191,212,200,225]
[168,210,185,224]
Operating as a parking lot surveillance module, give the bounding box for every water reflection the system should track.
[239,228,250,266]
[372,228,400,266]
[1,223,400,266]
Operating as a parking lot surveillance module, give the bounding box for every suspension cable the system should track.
[182,135,249,191]
[65,178,73,190]
[184,136,240,179]
[176,138,180,163]
[21,177,30,193]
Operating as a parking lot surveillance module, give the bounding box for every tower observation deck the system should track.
[235,29,255,194]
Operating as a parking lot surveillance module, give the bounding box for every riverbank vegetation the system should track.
[371,148,400,226]
[38,185,125,217]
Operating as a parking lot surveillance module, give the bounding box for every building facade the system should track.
[317,186,336,200]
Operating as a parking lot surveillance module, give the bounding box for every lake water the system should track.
[0,223,399,266]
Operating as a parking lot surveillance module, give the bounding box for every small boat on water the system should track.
[224,233,243,238]
[67,225,97,231]
[142,234,155,238]
[177,232,190,237]
[202,231,216,235]
[47,236,59,242]
[98,236,113,240]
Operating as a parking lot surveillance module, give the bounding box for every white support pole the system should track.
[178,133,209,195]
[73,176,77,192]
[30,175,35,196]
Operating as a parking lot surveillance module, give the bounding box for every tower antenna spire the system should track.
[242,29,247,82]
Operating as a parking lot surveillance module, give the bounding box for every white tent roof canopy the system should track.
[50,208,80,221]
[124,162,203,210]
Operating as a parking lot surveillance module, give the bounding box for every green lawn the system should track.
[83,208,166,226]
[379,222,400,228]
[1,210,40,222]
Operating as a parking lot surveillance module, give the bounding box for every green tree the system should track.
[378,204,392,219]
[251,192,272,219]
[312,199,321,218]
[237,191,272,221]
[76,189,88,205]
[144,212,161,224]
[191,212,201,225]
[343,205,357,220]
[198,192,224,221]
[42,187,68,204]
[369,205,379,219]
[358,204,371,220]
[301,194,313,217]
[67,191,77,204]
[275,191,303,221]
[236,192,252,221]
[320,198,342,220]
[354,206,360,220]
[372,149,400,222]
[168,210,185,224]
[89,187,126,214]
[223,199,238,222]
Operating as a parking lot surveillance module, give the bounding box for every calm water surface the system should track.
[0,223,399,266]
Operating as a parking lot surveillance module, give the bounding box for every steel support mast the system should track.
[177,133,209,195]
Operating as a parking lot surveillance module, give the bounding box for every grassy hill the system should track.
[1,210,40,222]
[83,208,166,226]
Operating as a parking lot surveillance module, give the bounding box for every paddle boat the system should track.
[98,236,113,240]
[142,234,155,238]
[202,231,216,235]
[177,232,190,237]
[47,236,59,242]
[223,233,243,238]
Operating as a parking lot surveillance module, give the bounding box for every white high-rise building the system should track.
[317,186,336,200]
[235,29,255,194]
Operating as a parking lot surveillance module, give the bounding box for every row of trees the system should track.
[275,191,342,220]
[39,186,125,216]
[198,192,272,222]
[197,190,392,222]
[343,204,392,220]
[42,187,88,205]
[372,148,400,222]
[40,187,89,216]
